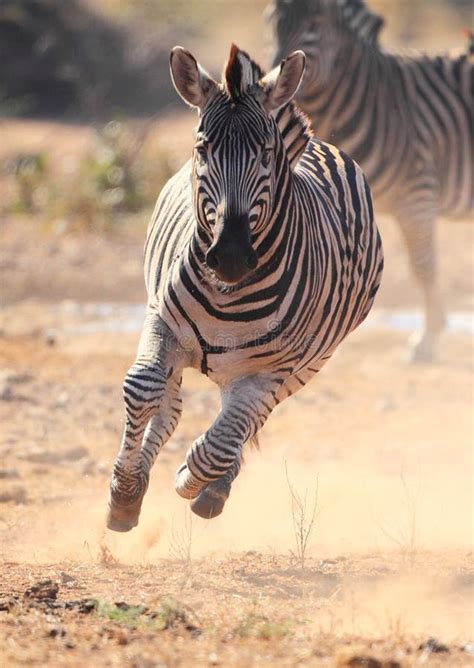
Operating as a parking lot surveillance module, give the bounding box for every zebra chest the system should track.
[160,242,369,385]
[162,275,299,380]
[163,286,325,385]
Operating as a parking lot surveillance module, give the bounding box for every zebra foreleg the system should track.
[107,318,185,532]
[174,374,282,519]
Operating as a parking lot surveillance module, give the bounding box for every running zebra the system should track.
[107,45,383,531]
[267,0,473,361]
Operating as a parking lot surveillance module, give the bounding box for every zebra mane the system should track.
[224,44,264,101]
[274,102,313,169]
[272,0,384,47]
[223,44,313,169]
[338,0,385,46]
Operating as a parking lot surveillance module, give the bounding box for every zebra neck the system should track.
[300,37,389,139]
[272,102,312,170]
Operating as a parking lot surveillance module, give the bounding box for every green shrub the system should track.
[3,119,176,230]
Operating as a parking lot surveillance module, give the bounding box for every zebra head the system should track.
[170,44,306,285]
[267,0,384,90]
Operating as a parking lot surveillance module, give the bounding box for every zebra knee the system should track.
[122,362,167,422]
[412,255,436,287]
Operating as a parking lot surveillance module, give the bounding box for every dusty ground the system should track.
[0,112,473,666]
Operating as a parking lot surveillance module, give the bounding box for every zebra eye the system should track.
[195,146,208,167]
[261,148,272,168]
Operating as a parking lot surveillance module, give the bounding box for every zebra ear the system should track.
[170,47,218,110]
[259,51,306,112]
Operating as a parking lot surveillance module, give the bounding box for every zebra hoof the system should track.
[106,497,142,532]
[190,480,230,519]
[406,332,437,364]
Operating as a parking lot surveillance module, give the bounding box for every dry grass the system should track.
[168,507,196,581]
[374,468,425,565]
[285,462,320,571]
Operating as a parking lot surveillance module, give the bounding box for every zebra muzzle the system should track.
[205,214,258,284]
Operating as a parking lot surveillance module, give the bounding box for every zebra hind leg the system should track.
[174,374,283,518]
[189,458,241,519]
[395,197,445,362]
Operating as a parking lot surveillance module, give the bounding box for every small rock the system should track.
[0,370,33,385]
[337,657,382,668]
[0,597,16,612]
[0,487,28,504]
[418,637,449,653]
[48,627,66,638]
[208,652,219,665]
[59,572,77,585]
[24,579,59,601]
[115,629,129,646]
[0,371,34,402]
[64,599,98,614]
[336,658,401,668]
[0,469,20,480]
[44,330,57,346]
[463,642,474,654]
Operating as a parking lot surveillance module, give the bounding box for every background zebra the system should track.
[107,44,383,532]
[267,0,473,361]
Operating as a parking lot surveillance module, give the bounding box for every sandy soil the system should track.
[0,108,473,666]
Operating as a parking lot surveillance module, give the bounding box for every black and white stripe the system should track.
[107,44,383,530]
[267,0,473,360]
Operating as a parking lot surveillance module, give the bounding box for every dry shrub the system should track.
[285,462,319,570]
[3,119,176,229]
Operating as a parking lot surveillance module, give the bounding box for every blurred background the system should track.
[0,0,472,252]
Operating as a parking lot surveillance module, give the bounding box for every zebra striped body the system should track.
[107,45,383,530]
[268,0,473,360]
[145,135,380,386]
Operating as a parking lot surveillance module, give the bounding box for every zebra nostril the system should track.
[206,248,219,269]
[245,251,258,270]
